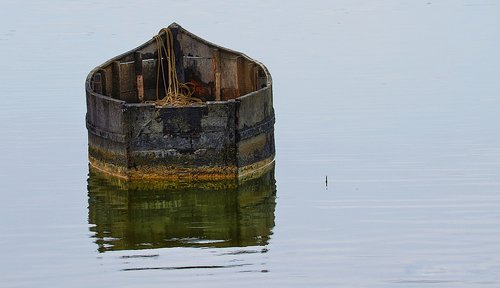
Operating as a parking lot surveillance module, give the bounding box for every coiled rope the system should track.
[150,28,202,106]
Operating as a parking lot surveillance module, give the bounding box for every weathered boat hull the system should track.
[85,23,274,181]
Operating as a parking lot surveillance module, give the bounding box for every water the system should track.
[1,0,500,287]
[87,169,276,252]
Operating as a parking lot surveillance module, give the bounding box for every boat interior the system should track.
[90,26,269,105]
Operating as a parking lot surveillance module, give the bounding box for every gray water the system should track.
[2,0,500,287]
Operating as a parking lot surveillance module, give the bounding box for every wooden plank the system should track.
[237,57,255,96]
[253,66,258,91]
[213,49,221,101]
[98,68,107,95]
[112,61,121,99]
[134,52,144,102]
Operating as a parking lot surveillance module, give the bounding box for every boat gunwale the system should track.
[85,23,272,108]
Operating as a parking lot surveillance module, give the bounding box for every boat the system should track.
[85,23,275,182]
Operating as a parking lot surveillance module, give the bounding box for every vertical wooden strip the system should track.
[112,61,121,99]
[171,28,185,83]
[134,52,144,102]
[237,59,253,96]
[213,49,221,101]
[98,69,107,96]
[92,73,101,93]
[215,72,221,101]
[253,66,259,91]
[236,56,243,96]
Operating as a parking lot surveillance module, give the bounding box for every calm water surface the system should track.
[1,0,500,287]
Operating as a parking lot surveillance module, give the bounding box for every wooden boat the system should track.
[85,23,275,181]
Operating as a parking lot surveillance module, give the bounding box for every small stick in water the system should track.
[325,175,328,187]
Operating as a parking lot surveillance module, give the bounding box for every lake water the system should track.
[1,0,500,287]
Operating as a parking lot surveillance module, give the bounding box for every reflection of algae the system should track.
[87,165,276,252]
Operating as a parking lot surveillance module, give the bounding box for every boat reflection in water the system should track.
[87,166,276,252]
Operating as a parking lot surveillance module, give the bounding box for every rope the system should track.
[148,28,202,106]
